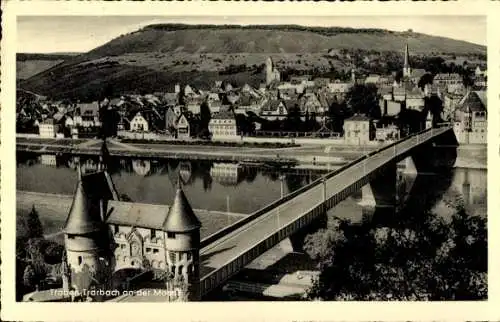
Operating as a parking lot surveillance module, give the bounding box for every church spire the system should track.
[404,43,410,68]
[403,43,411,77]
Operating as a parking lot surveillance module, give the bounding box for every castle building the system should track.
[34,141,203,302]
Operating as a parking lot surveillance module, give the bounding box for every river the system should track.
[16,151,486,234]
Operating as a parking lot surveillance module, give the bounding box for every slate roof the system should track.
[457,91,486,112]
[163,188,201,233]
[106,200,169,230]
[63,178,104,234]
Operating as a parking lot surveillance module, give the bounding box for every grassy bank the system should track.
[120,138,300,149]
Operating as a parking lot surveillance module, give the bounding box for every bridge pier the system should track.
[359,162,397,208]
[280,212,328,253]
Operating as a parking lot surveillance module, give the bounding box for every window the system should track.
[78,256,82,265]
[186,252,192,261]
[167,232,176,239]
[153,249,159,254]
[121,244,126,249]
[114,225,119,234]
[146,247,151,253]
[150,229,156,239]
[169,252,177,264]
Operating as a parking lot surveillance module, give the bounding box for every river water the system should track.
[17,152,486,230]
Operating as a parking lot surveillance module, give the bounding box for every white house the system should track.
[176,114,191,139]
[405,88,425,112]
[209,111,239,141]
[39,119,60,138]
[130,112,149,132]
[343,114,373,145]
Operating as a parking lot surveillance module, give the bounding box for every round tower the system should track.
[63,168,115,301]
[163,185,202,301]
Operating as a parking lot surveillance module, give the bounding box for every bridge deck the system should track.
[199,128,451,280]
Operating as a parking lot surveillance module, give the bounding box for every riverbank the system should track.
[16,137,378,165]
[454,144,487,169]
[16,191,248,244]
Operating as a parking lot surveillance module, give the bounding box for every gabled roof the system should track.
[458,91,486,112]
[262,100,282,112]
[162,187,201,233]
[212,110,235,120]
[345,114,371,122]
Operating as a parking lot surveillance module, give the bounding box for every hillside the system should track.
[17,53,81,80]
[83,25,485,56]
[19,24,486,101]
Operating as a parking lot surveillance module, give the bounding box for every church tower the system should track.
[62,167,115,301]
[265,57,274,85]
[163,183,202,301]
[403,43,412,78]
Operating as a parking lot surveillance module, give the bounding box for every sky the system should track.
[17,16,486,54]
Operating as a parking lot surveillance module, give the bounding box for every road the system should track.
[198,128,448,277]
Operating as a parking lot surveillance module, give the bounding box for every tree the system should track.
[344,84,380,119]
[284,104,302,132]
[199,101,211,132]
[328,100,349,133]
[418,73,434,90]
[26,205,44,239]
[305,200,487,300]
[23,265,38,290]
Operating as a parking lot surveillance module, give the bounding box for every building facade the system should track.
[209,111,239,141]
[130,112,149,132]
[453,91,487,144]
[343,114,374,145]
[39,119,59,138]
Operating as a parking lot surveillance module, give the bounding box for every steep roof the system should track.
[458,91,486,112]
[63,178,104,234]
[162,188,201,233]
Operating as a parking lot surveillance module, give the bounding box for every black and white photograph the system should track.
[3,5,493,313]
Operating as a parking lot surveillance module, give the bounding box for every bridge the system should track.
[196,126,457,298]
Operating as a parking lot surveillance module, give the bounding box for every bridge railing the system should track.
[200,126,451,249]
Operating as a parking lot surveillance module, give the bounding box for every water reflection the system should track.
[16,152,486,218]
[16,152,326,214]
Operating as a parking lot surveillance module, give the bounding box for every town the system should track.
[16,44,487,147]
[13,18,488,306]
